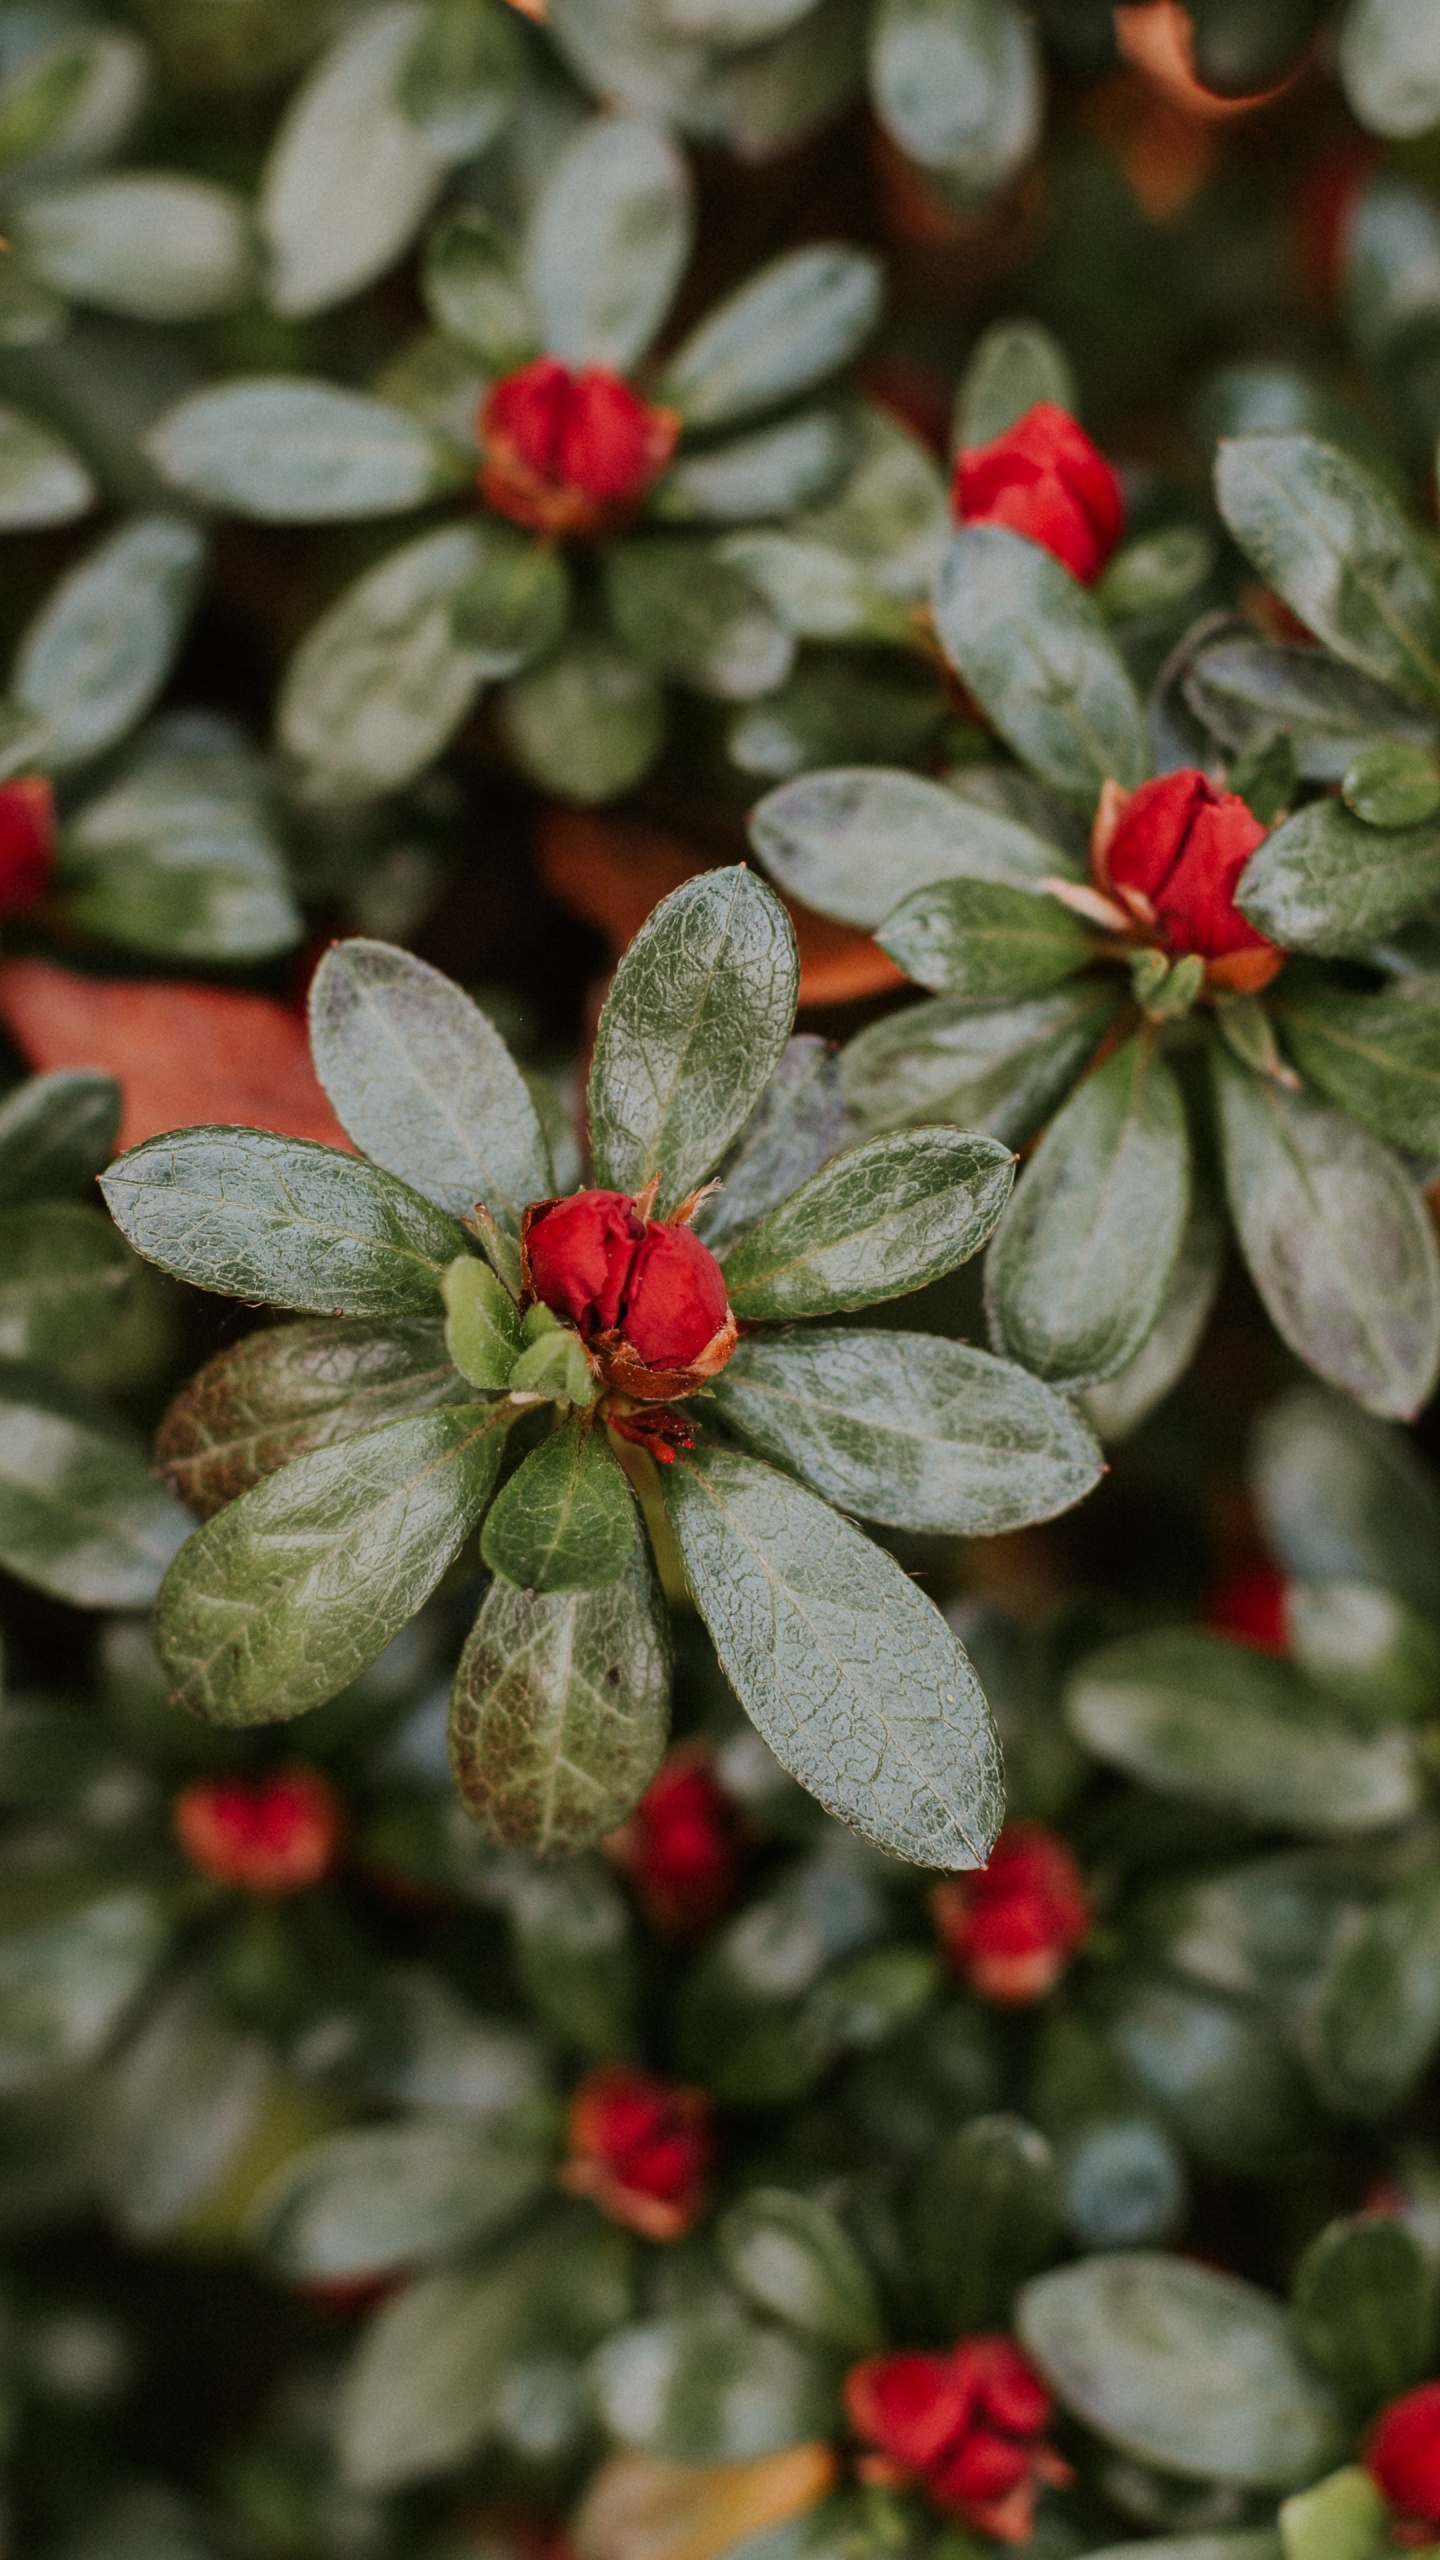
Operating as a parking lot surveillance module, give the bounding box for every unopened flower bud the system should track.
[560,2064,713,2241]
[1098,770,1282,992]
[932,1822,1089,2005]
[522,1188,736,1405]
[173,1768,341,1895]
[607,1745,741,1933]
[1367,2383,1440,2540]
[479,359,680,538]
[953,402,1125,586]
[0,777,55,920]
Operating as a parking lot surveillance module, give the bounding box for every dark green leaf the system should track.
[1083,1189,1226,1443]
[154,1315,469,1518]
[451,529,570,677]
[986,1035,1190,1388]
[839,984,1118,1143]
[915,2113,1061,2331]
[278,525,494,802]
[934,525,1148,808]
[712,1327,1102,1533]
[1215,436,1440,706]
[869,0,1040,196]
[100,1128,471,1316]
[0,1358,187,1607]
[751,765,1070,929]
[592,2315,836,2461]
[1065,1629,1419,1832]
[153,1406,509,1726]
[13,176,254,323]
[57,720,301,965]
[0,1884,166,2095]
[1018,2255,1345,2488]
[878,878,1092,998]
[1238,797,1440,954]
[399,0,523,161]
[258,7,446,321]
[14,515,205,772]
[250,2117,546,2282]
[480,1413,635,1594]
[717,2187,884,2353]
[662,1441,1003,1868]
[1251,1384,1440,1617]
[1315,1868,1440,2118]
[0,397,93,528]
[657,246,883,430]
[443,1258,523,1390]
[604,538,793,701]
[694,1036,846,1257]
[1104,1976,1322,2177]
[309,939,550,1232]
[654,410,851,524]
[422,207,537,365]
[955,319,1076,449]
[450,1535,670,1852]
[1338,0,1440,140]
[0,1202,135,1367]
[722,1127,1013,1319]
[588,865,799,1212]
[505,1860,637,2055]
[0,1071,118,1206]
[1212,1044,1440,1419]
[1292,2217,1434,2407]
[1344,742,1440,828]
[497,634,664,803]
[147,379,463,520]
[1280,987,1440,1156]
[1183,634,1439,786]
[525,117,691,373]
[99,1976,271,2241]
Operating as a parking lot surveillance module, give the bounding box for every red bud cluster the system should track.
[523,1186,736,1413]
[173,1767,342,1895]
[845,2337,1071,2542]
[560,2064,713,2241]
[953,402,1125,587]
[932,1822,1089,2006]
[479,358,680,538]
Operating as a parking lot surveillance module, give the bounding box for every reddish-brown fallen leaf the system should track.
[0,959,354,1153]
[537,808,907,1007]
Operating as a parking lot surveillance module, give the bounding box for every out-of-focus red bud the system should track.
[1203,1562,1290,1653]
[846,2336,1066,2543]
[1367,2383,1440,2540]
[607,1745,741,1934]
[953,401,1125,586]
[0,777,55,919]
[561,2064,713,2242]
[479,358,680,537]
[1099,769,1283,992]
[932,1822,1089,2005]
[173,1768,342,1895]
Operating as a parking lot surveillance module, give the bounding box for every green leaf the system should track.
[1106,1974,1321,2178]
[674,1844,886,2103]
[250,2117,546,2282]
[694,1036,846,1257]
[101,1129,470,1317]
[0,1358,188,1607]
[955,319,1077,450]
[1212,1043,1440,1420]
[0,398,93,528]
[100,1975,271,2242]
[935,524,1148,808]
[259,5,446,320]
[1018,2255,1345,2488]
[13,176,254,323]
[0,28,145,180]
[450,1536,670,1853]
[154,1314,469,1517]
[154,1405,508,1727]
[722,1127,1013,1319]
[505,1858,637,2055]
[1065,1629,1420,1833]
[1215,436,1440,706]
[147,379,463,521]
[399,0,524,161]
[309,938,550,1233]
[1281,2468,1388,2560]
[1238,797,1440,954]
[58,721,301,965]
[1279,988,1440,1156]
[451,529,570,677]
[339,2211,630,2489]
[1314,1867,1440,2118]
[1101,526,1218,630]
[751,765,1072,929]
[604,538,793,701]
[654,410,851,524]
[869,0,1040,195]
[0,1071,119,1207]
[717,2187,884,2353]
[588,865,799,1212]
[1338,0,1440,140]
[497,633,664,803]
[422,206,537,365]
[656,246,883,431]
[662,1441,1002,1868]
[713,1326,1102,1533]
[1251,1384,1440,1616]
[0,1885,166,2096]
[728,655,945,783]
[0,1202,135,1368]
[1287,1576,1440,1722]
[719,530,917,646]
[986,1035,1190,1388]
[878,878,1092,998]
[481,1413,636,1594]
[14,516,205,773]
[1292,2216,1434,2407]
[443,1259,523,1390]
[1082,1187,1226,1443]
[839,984,1119,1143]
[525,116,691,373]
[1344,742,1440,827]
[278,524,494,802]
[592,2314,836,2461]
[1183,634,1439,786]
[914,2114,1062,2331]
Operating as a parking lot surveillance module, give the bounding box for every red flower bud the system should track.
[1203,1562,1289,1654]
[846,2338,1066,2544]
[953,402,1125,586]
[1367,2383,1440,2539]
[479,358,681,538]
[932,1822,1089,2006]
[522,1188,737,1405]
[1098,770,1282,992]
[0,777,55,920]
[173,1767,341,1895]
[607,1744,741,1934]
[560,2064,713,2241]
